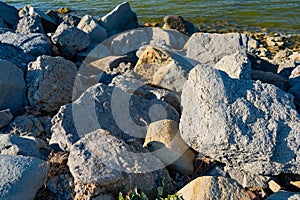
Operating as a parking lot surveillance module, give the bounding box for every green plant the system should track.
[119,187,148,200]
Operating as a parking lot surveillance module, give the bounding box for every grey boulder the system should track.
[0,109,13,129]
[16,15,45,34]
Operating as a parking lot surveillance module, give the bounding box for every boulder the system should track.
[0,155,49,200]
[16,15,45,34]
[62,15,81,26]
[290,66,300,79]
[77,15,107,43]
[143,119,195,175]
[68,130,173,199]
[288,77,300,109]
[251,70,287,90]
[265,191,300,200]
[0,134,43,159]
[26,55,77,112]
[51,22,90,58]
[0,17,8,29]
[0,109,13,129]
[0,2,19,27]
[162,15,198,36]
[46,10,62,25]
[185,32,248,66]
[0,31,52,57]
[180,65,300,176]
[177,176,251,200]
[50,83,179,151]
[0,60,27,113]
[100,2,138,37]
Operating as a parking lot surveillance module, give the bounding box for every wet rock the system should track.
[177,176,251,200]
[68,129,173,199]
[0,109,13,129]
[77,15,107,43]
[100,2,138,37]
[51,22,90,58]
[0,2,19,27]
[0,31,52,57]
[251,70,287,90]
[50,83,179,151]
[143,119,195,175]
[265,191,300,200]
[185,32,248,66]
[162,15,198,36]
[0,155,49,200]
[56,7,71,14]
[0,60,27,114]
[26,55,77,112]
[62,15,81,26]
[16,15,45,34]
[180,64,300,177]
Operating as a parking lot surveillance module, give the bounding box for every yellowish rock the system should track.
[56,7,71,14]
[268,180,281,193]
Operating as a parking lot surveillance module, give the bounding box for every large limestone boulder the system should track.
[0,2,19,27]
[0,60,27,113]
[100,2,138,37]
[26,55,77,112]
[68,130,173,199]
[16,15,45,34]
[0,155,49,200]
[177,176,251,200]
[180,65,300,177]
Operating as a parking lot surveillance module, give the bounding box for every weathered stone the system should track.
[16,15,44,34]
[0,2,19,27]
[185,32,248,66]
[50,83,179,151]
[251,70,287,90]
[0,31,52,56]
[62,15,81,26]
[51,22,90,58]
[143,119,195,175]
[177,176,251,200]
[180,64,300,176]
[0,109,13,129]
[100,2,138,37]
[68,130,173,199]
[0,60,27,113]
[265,191,300,200]
[0,134,43,159]
[26,55,77,112]
[162,15,198,36]
[0,155,49,200]
[77,15,107,43]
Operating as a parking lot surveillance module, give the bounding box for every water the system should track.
[4,0,300,34]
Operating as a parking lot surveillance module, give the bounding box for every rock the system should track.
[214,51,251,79]
[290,52,300,64]
[290,181,300,189]
[77,15,107,43]
[0,109,13,129]
[251,70,287,90]
[162,15,198,36]
[0,31,52,57]
[185,32,248,66]
[50,83,179,151]
[56,7,71,14]
[16,15,45,34]
[277,60,296,79]
[0,43,36,72]
[247,37,259,52]
[290,66,300,78]
[0,155,49,200]
[248,53,278,74]
[0,60,27,113]
[26,55,77,112]
[180,64,300,176]
[62,15,81,26]
[288,77,300,109]
[100,2,138,37]
[46,10,62,25]
[0,17,8,29]
[227,169,269,188]
[265,191,300,200]
[268,180,281,193]
[272,49,293,65]
[0,2,19,27]
[51,22,90,58]
[143,119,195,175]
[68,130,173,199]
[0,134,43,159]
[7,114,44,137]
[177,176,251,200]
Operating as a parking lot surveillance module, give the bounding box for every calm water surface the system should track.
[4,0,300,34]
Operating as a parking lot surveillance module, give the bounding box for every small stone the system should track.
[0,109,13,129]
[56,7,71,14]
[162,15,198,36]
[290,181,300,189]
[268,180,281,193]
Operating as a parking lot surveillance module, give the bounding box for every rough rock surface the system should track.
[185,32,248,66]
[143,119,195,175]
[0,109,13,129]
[68,130,173,199]
[265,191,300,200]
[0,2,19,27]
[0,60,27,113]
[50,83,179,151]
[162,15,198,36]
[77,15,107,43]
[251,70,287,91]
[288,77,300,109]
[177,176,251,200]
[0,155,49,200]
[51,22,90,58]
[100,2,138,37]
[62,15,81,26]
[16,15,45,34]
[26,55,77,112]
[180,64,300,176]
[0,31,52,56]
